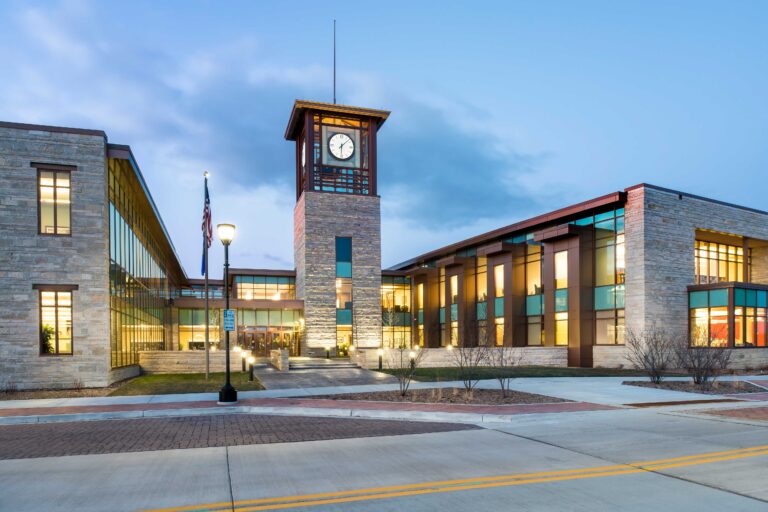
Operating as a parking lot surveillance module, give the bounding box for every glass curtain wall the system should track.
[381,276,411,348]
[177,308,221,351]
[336,237,353,352]
[235,276,295,300]
[525,244,543,345]
[237,309,303,356]
[593,209,626,344]
[695,241,749,284]
[109,159,172,368]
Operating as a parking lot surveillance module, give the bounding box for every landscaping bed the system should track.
[623,380,765,395]
[0,386,118,401]
[381,366,653,382]
[306,388,570,405]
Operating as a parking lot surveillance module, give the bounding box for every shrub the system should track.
[625,328,679,384]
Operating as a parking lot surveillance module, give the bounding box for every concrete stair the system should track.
[288,358,360,370]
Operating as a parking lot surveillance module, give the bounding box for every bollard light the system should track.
[247,356,256,382]
[377,348,384,371]
[240,350,248,372]
[446,344,453,351]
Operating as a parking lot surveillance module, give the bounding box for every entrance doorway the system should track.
[238,328,300,357]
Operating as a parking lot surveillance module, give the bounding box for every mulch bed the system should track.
[0,384,124,401]
[623,380,766,395]
[306,388,570,405]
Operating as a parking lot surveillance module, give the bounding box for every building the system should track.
[1,101,767,390]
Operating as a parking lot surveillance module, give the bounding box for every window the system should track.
[695,240,748,284]
[313,114,371,195]
[527,316,543,346]
[39,290,73,355]
[450,275,459,304]
[417,283,424,310]
[595,310,625,345]
[38,169,71,235]
[555,312,568,346]
[494,317,505,346]
[525,244,542,295]
[178,309,221,351]
[236,276,295,300]
[555,251,568,289]
[476,256,487,302]
[494,264,504,297]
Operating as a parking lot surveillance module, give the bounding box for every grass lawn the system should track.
[109,372,264,396]
[380,366,652,382]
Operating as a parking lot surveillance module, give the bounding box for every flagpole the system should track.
[204,172,210,380]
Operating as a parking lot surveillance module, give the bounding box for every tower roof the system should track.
[285,100,390,140]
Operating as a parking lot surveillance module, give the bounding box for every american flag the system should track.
[201,175,212,276]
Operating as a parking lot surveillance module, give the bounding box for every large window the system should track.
[38,169,71,235]
[177,309,221,351]
[555,312,568,346]
[39,290,72,355]
[592,209,626,345]
[336,237,353,348]
[689,289,731,347]
[555,251,568,289]
[494,264,504,297]
[525,244,544,346]
[236,276,295,300]
[695,240,748,284]
[382,276,412,349]
[476,256,487,302]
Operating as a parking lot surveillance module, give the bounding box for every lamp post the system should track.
[240,350,248,372]
[248,356,256,382]
[217,223,237,404]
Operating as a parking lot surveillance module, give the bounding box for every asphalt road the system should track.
[1,407,767,511]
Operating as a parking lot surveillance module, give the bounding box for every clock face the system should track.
[328,132,355,161]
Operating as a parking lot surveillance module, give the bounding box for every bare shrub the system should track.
[625,328,679,384]
[675,329,732,389]
[1,380,18,394]
[72,378,84,392]
[385,346,425,397]
[450,345,489,398]
[490,345,523,397]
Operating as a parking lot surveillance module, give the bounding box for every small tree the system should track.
[386,346,424,397]
[675,328,732,389]
[490,345,522,397]
[40,324,55,354]
[450,344,489,398]
[625,328,679,384]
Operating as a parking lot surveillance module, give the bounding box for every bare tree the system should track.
[625,328,679,384]
[451,344,489,398]
[386,346,425,397]
[675,328,732,389]
[490,345,523,397]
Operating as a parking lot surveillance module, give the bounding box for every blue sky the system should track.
[2,0,767,276]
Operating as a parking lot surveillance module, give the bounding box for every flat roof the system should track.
[0,120,106,138]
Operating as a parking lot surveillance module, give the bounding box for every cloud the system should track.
[0,1,548,275]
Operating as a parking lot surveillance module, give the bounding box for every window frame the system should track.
[34,163,75,237]
[35,284,77,356]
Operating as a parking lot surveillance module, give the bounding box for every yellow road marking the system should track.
[146,444,768,512]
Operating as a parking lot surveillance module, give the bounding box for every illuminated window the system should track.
[39,290,72,355]
[555,312,568,346]
[235,276,295,300]
[525,244,542,295]
[178,308,221,351]
[417,283,424,310]
[555,251,568,289]
[494,264,504,297]
[695,240,748,284]
[476,256,487,302]
[527,316,542,346]
[38,169,71,235]
[494,317,504,346]
[450,275,459,304]
[595,310,625,345]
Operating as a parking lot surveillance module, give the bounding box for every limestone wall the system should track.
[0,125,111,390]
[138,351,260,374]
[352,347,567,369]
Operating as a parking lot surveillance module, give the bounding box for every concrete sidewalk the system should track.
[0,375,766,425]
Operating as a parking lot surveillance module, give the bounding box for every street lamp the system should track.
[217,223,237,404]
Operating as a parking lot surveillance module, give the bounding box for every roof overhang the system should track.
[285,100,390,141]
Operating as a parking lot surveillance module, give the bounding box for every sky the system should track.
[2,0,767,277]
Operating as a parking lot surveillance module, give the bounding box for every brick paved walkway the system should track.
[0,396,616,419]
[700,406,768,422]
[0,414,478,460]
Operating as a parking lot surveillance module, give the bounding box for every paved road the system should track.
[254,366,397,390]
[1,406,767,511]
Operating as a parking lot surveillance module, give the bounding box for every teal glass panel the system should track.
[615,216,625,234]
[418,310,424,325]
[615,208,625,216]
[336,309,352,325]
[526,295,542,316]
[439,307,445,324]
[450,303,458,321]
[709,289,728,307]
[179,309,192,324]
[574,216,593,226]
[746,289,757,307]
[615,284,625,309]
[510,234,527,243]
[758,291,767,308]
[477,302,487,321]
[555,289,568,312]
[278,276,290,284]
[689,291,708,309]
[594,211,614,222]
[336,262,352,278]
[734,288,745,307]
[495,297,505,317]
[594,219,615,236]
[594,286,615,310]
[335,237,352,262]
[254,276,266,284]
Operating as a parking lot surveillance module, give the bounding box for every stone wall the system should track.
[294,191,382,352]
[352,347,567,369]
[138,351,258,374]
[625,184,768,368]
[592,346,630,368]
[0,125,111,390]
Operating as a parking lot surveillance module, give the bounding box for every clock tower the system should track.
[285,100,390,355]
